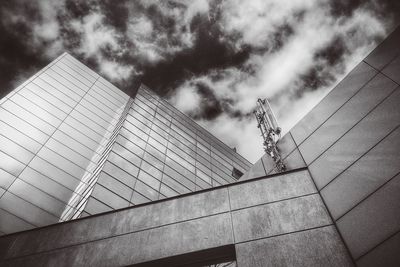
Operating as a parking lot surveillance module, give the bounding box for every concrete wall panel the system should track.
[4,213,234,267]
[321,126,400,219]
[357,232,400,267]
[309,87,400,189]
[231,194,331,243]
[364,27,400,70]
[291,62,377,144]
[236,226,353,267]
[229,169,315,210]
[337,173,400,259]
[299,73,397,164]
[7,187,230,258]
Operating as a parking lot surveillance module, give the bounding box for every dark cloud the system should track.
[0,2,47,98]
[139,14,251,96]
[189,82,223,120]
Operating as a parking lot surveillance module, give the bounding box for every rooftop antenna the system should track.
[253,98,286,172]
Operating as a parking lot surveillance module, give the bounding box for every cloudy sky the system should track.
[0,0,399,162]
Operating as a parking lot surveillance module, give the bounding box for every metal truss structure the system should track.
[254,98,286,172]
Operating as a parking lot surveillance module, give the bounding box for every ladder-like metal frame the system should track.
[254,98,286,172]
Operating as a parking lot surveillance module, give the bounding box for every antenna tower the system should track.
[253,98,286,172]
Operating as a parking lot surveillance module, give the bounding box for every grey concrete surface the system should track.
[231,194,331,243]
[0,168,351,266]
[236,226,353,267]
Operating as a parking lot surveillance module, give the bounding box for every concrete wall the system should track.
[293,26,400,266]
[244,26,400,266]
[0,169,353,266]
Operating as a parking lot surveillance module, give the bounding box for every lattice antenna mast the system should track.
[253,98,286,172]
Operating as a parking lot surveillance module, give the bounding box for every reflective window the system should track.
[138,170,161,190]
[140,160,162,180]
[29,156,81,191]
[0,169,17,190]
[8,179,67,217]
[116,135,145,158]
[97,172,132,200]
[19,167,74,204]
[0,121,42,154]
[2,100,55,136]
[0,134,35,164]
[108,151,140,177]
[134,180,158,201]
[102,161,136,187]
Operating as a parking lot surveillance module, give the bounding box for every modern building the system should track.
[0,26,399,266]
[0,53,251,234]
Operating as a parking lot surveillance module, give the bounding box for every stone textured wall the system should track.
[0,169,353,266]
[243,26,400,266]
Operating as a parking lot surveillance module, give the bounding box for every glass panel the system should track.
[97,172,132,200]
[45,138,96,171]
[51,64,89,91]
[30,156,81,191]
[74,104,114,131]
[163,164,196,191]
[25,82,73,114]
[0,151,26,177]
[91,185,129,210]
[160,184,179,198]
[147,137,166,154]
[0,192,58,226]
[84,93,118,118]
[58,60,95,86]
[102,161,136,187]
[0,121,42,154]
[131,191,151,205]
[196,169,212,184]
[133,180,158,201]
[137,170,161,190]
[119,127,147,149]
[0,169,17,190]
[11,93,63,126]
[8,179,67,217]
[52,130,100,163]
[166,149,195,173]
[123,120,149,143]
[112,143,142,167]
[58,122,102,152]
[84,197,112,215]
[107,152,140,177]
[19,167,74,204]
[116,135,145,158]
[39,73,82,101]
[2,100,55,136]
[64,115,104,143]
[140,160,162,180]
[0,208,35,234]
[0,134,35,164]
[161,173,191,194]
[93,82,126,106]
[37,147,88,181]
[32,78,76,107]
[143,148,164,167]
[88,89,121,111]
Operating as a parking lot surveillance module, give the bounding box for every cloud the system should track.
[0,0,399,163]
[166,0,392,162]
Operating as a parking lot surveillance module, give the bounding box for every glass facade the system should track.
[0,53,251,235]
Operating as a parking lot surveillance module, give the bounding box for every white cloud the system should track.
[70,13,122,57]
[170,81,202,114]
[169,0,389,162]
[100,60,135,81]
